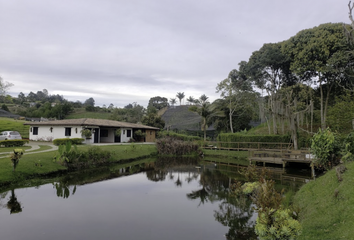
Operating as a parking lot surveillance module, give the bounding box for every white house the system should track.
[24,118,159,143]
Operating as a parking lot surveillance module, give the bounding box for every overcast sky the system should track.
[0,0,349,108]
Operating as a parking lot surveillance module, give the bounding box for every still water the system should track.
[0,158,310,240]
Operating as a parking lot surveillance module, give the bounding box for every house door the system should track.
[94,130,99,143]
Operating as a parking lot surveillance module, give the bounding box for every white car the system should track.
[0,131,22,140]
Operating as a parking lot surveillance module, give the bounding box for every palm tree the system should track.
[189,96,213,141]
[176,92,185,105]
[186,96,195,105]
[169,98,177,108]
[199,94,209,104]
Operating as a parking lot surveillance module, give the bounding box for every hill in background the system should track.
[161,105,202,131]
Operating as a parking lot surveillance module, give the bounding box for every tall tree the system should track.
[176,92,185,105]
[84,97,95,107]
[169,98,177,107]
[216,65,254,133]
[189,96,222,141]
[282,23,353,129]
[0,77,13,100]
[186,96,195,105]
[246,42,294,134]
[148,96,169,110]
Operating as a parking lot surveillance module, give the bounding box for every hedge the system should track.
[216,133,291,149]
[157,131,201,141]
[53,138,85,146]
[0,139,29,147]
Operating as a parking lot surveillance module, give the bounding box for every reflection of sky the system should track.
[0,172,229,240]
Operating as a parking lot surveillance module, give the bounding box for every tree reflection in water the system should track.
[214,196,257,240]
[7,189,22,214]
[186,168,257,239]
[53,182,77,199]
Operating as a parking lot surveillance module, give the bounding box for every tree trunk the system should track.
[320,79,325,130]
[229,98,234,133]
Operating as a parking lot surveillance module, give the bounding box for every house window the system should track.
[100,129,108,137]
[150,131,152,135]
[33,127,38,135]
[127,130,131,137]
[123,130,126,135]
[65,128,71,136]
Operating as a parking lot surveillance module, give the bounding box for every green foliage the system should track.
[141,112,165,129]
[255,209,302,240]
[311,128,340,169]
[1,104,9,111]
[53,141,81,165]
[157,130,201,141]
[109,102,145,123]
[327,93,354,133]
[9,149,24,171]
[156,136,200,155]
[53,138,84,146]
[147,96,168,110]
[133,130,146,141]
[251,179,301,240]
[80,129,92,138]
[340,131,354,162]
[241,181,260,195]
[0,140,28,147]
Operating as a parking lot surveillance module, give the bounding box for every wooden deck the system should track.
[249,149,315,177]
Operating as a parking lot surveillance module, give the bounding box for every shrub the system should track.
[255,209,302,240]
[157,130,201,141]
[156,136,200,155]
[311,128,341,170]
[53,138,84,146]
[341,131,354,162]
[242,182,260,195]
[0,139,28,147]
[9,149,24,171]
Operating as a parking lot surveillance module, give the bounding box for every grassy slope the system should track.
[0,117,30,138]
[293,161,354,240]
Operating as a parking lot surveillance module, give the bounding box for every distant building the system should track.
[24,118,159,143]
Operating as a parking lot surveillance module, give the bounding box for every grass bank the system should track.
[293,161,354,240]
[0,144,157,186]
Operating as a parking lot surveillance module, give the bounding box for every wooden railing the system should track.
[202,141,293,151]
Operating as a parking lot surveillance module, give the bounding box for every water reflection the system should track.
[0,157,312,240]
[3,189,23,214]
[214,196,257,239]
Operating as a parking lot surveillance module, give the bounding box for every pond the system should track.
[0,157,312,240]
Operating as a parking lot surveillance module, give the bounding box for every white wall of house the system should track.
[29,125,84,141]
[121,128,132,142]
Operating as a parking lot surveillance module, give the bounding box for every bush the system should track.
[255,209,302,240]
[54,144,112,170]
[157,131,201,141]
[311,128,341,170]
[156,136,200,155]
[53,138,85,146]
[341,131,354,162]
[0,139,29,147]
